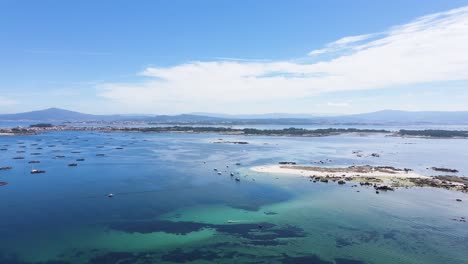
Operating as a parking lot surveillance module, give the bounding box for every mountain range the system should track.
[1,108,468,125]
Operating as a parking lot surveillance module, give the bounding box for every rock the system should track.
[375,185,395,191]
[279,161,296,165]
[431,167,459,173]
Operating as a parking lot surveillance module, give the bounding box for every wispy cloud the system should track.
[308,33,376,55]
[326,102,350,107]
[0,96,18,106]
[98,6,468,113]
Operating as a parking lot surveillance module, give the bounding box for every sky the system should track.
[1,0,468,115]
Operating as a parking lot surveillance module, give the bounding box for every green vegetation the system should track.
[121,126,391,136]
[29,123,54,128]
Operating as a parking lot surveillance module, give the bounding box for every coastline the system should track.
[251,165,468,193]
[2,125,468,139]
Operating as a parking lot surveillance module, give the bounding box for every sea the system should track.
[0,127,467,264]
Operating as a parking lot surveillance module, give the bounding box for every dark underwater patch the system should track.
[248,240,287,246]
[335,258,367,264]
[281,254,333,264]
[336,237,358,248]
[108,220,207,235]
[383,229,399,240]
[0,253,70,264]
[280,254,368,264]
[87,251,155,264]
[107,220,305,248]
[87,252,132,264]
[264,211,278,215]
[160,248,225,263]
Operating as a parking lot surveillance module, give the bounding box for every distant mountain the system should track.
[1,108,468,125]
[189,112,325,119]
[331,110,468,124]
[0,108,223,123]
[0,108,107,121]
[145,114,223,123]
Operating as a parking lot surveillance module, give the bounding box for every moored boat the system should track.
[30,169,46,174]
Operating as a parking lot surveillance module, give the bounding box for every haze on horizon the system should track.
[1,1,468,115]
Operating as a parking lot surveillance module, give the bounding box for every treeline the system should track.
[243,127,389,135]
[120,126,390,136]
[29,123,54,128]
[398,129,468,138]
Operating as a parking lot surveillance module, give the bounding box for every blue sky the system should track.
[1,0,468,114]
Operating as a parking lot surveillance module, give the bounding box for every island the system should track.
[1,125,468,139]
[251,165,468,193]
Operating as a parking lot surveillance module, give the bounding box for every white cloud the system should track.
[326,102,350,107]
[308,33,375,55]
[98,6,468,113]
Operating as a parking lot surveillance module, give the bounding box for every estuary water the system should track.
[0,131,467,264]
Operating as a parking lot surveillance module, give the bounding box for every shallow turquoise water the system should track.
[0,131,467,264]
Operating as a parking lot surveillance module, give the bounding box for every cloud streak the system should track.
[98,6,468,113]
[0,96,18,107]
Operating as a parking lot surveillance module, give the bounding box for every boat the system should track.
[28,161,40,164]
[68,163,78,167]
[217,172,222,175]
[230,172,235,176]
[108,193,114,198]
[0,166,12,170]
[30,169,46,174]
[55,155,65,158]
[235,177,240,182]
[76,158,85,161]
[96,154,105,156]
[13,157,24,160]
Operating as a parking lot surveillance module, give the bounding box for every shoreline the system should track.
[251,165,468,193]
[0,125,391,137]
[2,125,468,139]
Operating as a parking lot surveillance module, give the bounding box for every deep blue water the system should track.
[0,131,467,264]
